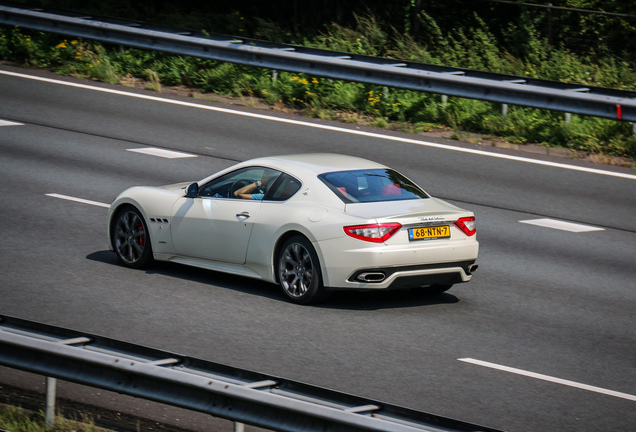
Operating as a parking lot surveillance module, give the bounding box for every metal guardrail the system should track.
[0,1,635,122]
[0,315,502,432]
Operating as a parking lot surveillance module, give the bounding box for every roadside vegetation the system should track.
[1,1,635,164]
[0,404,100,432]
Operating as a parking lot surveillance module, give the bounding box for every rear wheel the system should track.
[277,235,325,305]
[112,206,153,268]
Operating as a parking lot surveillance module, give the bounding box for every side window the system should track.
[266,174,301,201]
[200,167,281,199]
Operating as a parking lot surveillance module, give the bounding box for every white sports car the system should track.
[108,153,478,304]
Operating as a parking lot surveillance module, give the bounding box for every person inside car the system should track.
[234,179,267,199]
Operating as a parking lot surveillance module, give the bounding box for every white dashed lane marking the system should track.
[0,119,23,126]
[46,193,110,208]
[127,147,197,159]
[519,218,604,232]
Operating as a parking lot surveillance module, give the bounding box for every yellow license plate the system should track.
[408,225,450,241]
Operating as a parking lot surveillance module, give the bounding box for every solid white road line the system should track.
[0,119,23,126]
[46,193,110,208]
[127,147,197,159]
[459,358,636,402]
[3,70,636,181]
[519,218,605,232]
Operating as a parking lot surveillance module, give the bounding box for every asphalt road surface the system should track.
[1,64,635,432]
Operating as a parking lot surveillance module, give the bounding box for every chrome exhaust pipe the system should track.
[356,272,386,282]
[467,264,479,275]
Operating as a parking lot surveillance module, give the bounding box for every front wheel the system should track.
[111,206,154,268]
[277,235,325,305]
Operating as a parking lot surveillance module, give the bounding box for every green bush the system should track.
[1,27,50,67]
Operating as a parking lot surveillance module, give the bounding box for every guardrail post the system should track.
[234,422,245,432]
[45,377,57,428]
[502,103,508,119]
[565,112,572,125]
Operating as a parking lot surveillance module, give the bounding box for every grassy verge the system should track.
[0,383,215,432]
[1,12,635,166]
[0,404,102,432]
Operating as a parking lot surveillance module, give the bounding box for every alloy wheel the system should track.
[279,242,314,299]
[114,210,148,265]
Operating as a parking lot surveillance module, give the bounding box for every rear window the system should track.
[318,169,429,203]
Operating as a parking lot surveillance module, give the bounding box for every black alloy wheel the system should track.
[112,206,153,268]
[277,235,326,304]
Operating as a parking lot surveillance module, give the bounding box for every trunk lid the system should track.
[345,198,469,223]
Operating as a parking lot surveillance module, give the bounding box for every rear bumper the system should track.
[316,236,479,290]
[345,261,476,290]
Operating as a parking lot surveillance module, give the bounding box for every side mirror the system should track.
[186,182,199,198]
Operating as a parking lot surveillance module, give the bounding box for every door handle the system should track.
[236,212,250,219]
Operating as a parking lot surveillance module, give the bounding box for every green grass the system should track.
[0,404,101,432]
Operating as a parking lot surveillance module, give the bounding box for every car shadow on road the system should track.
[86,250,283,300]
[87,250,460,309]
[322,289,460,310]
[87,250,120,265]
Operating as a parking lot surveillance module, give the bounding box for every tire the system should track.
[111,206,154,269]
[277,235,325,305]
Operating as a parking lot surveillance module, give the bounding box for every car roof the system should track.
[244,153,388,176]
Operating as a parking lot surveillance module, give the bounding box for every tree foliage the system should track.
[14,0,636,63]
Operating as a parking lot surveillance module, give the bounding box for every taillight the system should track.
[455,216,476,236]
[344,223,402,243]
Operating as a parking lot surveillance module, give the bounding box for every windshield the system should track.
[318,169,430,203]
